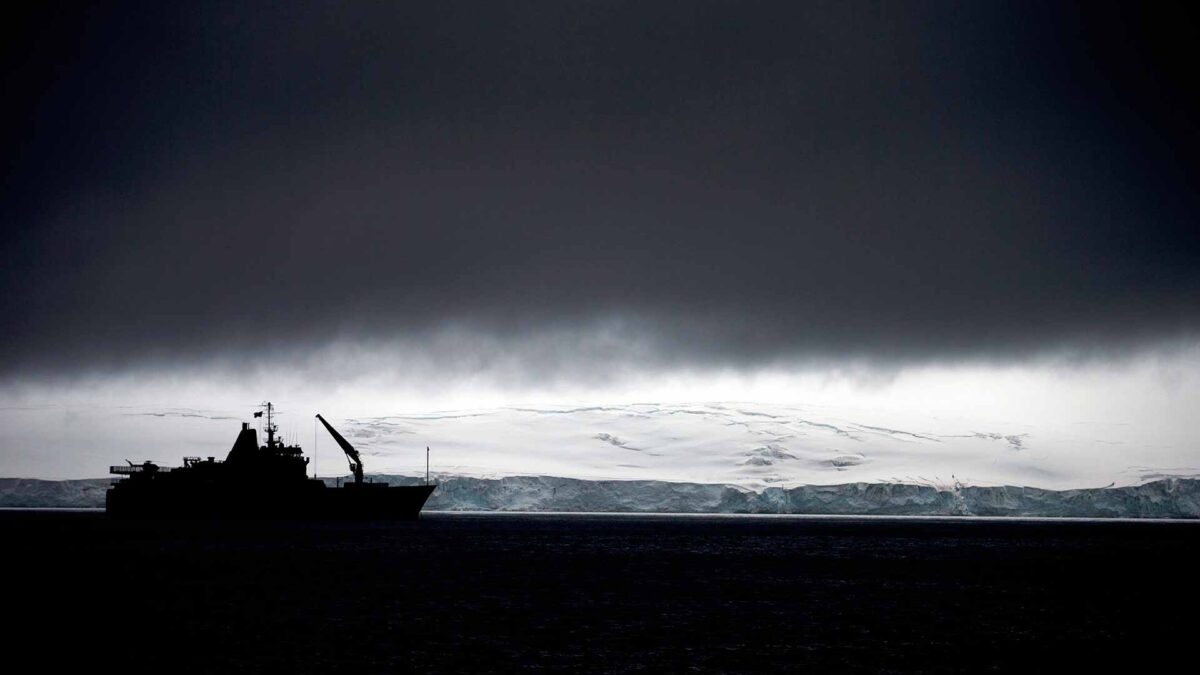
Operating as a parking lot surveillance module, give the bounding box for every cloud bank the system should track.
[2,2,1198,387]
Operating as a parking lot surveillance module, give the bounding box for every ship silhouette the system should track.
[106,402,436,519]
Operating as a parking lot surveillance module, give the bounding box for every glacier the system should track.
[3,399,1197,517]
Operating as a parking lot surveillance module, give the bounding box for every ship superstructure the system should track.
[106,402,435,519]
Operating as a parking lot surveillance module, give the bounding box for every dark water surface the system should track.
[6,511,1198,673]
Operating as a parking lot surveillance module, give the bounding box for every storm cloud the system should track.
[4,1,1199,383]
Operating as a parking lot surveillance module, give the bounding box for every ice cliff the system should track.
[381,475,1200,518]
[0,478,115,509]
[4,475,1198,518]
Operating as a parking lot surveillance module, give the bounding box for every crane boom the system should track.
[315,414,364,484]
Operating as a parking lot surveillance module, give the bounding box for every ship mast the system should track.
[262,401,278,448]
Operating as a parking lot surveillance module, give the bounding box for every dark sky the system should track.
[4,1,1199,381]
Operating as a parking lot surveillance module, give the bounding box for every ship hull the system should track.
[106,482,436,520]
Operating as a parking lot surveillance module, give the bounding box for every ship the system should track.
[106,402,436,519]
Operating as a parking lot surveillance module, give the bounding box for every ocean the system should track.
[6,511,1197,672]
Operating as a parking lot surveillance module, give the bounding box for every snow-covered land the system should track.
[4,401,1196,489]
[327,402,1196,491]
[4,475,1198,518]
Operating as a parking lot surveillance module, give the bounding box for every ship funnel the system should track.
[226,424,260,464]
